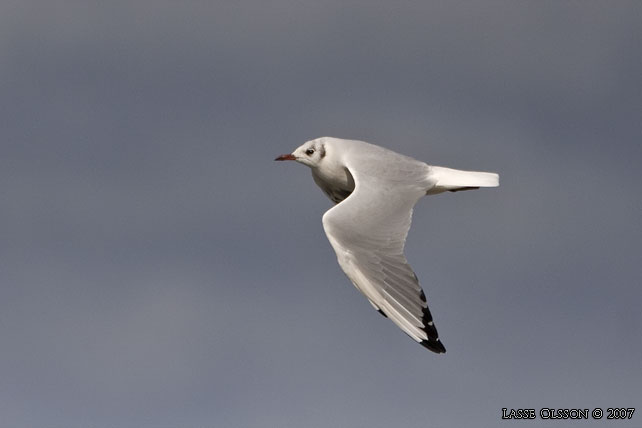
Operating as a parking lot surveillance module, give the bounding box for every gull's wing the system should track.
[321,159,446,353]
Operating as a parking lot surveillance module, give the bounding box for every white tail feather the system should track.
[427,166,499,194]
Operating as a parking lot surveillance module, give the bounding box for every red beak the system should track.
[274,154,296,161]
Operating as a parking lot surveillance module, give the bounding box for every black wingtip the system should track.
[420,303,439,340]
[420,338,447,354]
[419,292,445,353]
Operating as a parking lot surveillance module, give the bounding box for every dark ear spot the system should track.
[319,144,326,158]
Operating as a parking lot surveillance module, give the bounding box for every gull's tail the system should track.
[426,166,499,194]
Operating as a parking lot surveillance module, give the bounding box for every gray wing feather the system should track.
[321,160,446,353]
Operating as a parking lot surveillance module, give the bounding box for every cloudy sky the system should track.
[1,2,641,427]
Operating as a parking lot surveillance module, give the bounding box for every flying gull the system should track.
[276,137,499,353]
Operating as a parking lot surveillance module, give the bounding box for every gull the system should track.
[275,137,499,353]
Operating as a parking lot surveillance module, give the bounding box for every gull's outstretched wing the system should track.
[321,156,446,353]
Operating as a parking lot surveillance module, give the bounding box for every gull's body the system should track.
[276,137,499,353]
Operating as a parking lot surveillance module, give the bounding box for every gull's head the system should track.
[275,138,328,168]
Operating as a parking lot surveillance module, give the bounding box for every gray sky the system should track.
[1,2,641,427]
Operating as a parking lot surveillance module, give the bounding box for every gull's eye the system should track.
[305,149,315,156]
